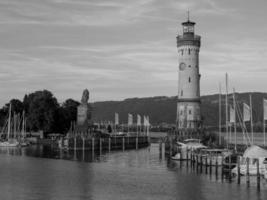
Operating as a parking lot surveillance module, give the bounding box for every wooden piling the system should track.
[237,156,241,184]
[74,137,77,150]
[99,138,102,154]
[82,137,85,151]
[108,137,111,152]
[122,137,125,151]
[209,156,212,174]
[215,156,218,173]
[246,157,250,187]
[92,137,95,153]
[256,158,260,190]
[159,141,162,159]
[228,154,232,181]
[169,141,172,156]
[136,137,138,150]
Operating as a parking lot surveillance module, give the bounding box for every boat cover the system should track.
[243,145,267,158]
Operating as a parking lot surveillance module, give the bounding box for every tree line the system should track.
[0,90,80,136]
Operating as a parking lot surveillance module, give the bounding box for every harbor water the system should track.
[0,144,267,200]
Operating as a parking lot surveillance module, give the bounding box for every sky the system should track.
[0,0,267,106]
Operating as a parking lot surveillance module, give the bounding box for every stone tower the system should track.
[176,15,201,132]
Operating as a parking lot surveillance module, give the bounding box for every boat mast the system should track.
[219,83,222,145]
[250,94,253,145]
[264,99,266,147]
[225,73,229,149]
[22,110,25,138]
[7,103,11,140]
[233,88,237,151]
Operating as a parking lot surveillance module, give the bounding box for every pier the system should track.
[66,135,149,151]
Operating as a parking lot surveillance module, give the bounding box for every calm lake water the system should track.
[0,144,267,200]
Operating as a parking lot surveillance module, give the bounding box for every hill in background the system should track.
[91,92,267,128]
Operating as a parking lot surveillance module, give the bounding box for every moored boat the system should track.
[231,145,267,175]
[171,139,207,161]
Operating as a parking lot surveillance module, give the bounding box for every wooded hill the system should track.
[91,92,267,129]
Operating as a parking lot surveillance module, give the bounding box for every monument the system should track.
[76,89,92,132]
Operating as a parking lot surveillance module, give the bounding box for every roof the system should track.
[182,20,195,26]
[243,145,267,158]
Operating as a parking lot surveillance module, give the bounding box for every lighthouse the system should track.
[176,15,201,133]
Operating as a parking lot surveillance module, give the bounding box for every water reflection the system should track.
[0,144,266,200]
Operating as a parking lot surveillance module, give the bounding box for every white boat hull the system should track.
[0,141,19,147]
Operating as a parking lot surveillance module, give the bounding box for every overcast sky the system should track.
[0,0,267,106]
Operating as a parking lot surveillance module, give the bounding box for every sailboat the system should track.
[231,95,267,175]
[19,110,30,147]
[0,103,19,147]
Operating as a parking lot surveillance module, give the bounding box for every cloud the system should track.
[0,0,267,107]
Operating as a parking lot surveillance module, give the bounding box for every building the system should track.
[176,15,201,134]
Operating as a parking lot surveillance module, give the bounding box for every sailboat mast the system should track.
[7,103,11,139]
[219,83,222,145]
[225,73,229,149]
[233,88,237,151]
[263,99,266,146]
[250,94,253,145]
[22,110,25,138]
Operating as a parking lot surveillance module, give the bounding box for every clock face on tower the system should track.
[179,63,186,71]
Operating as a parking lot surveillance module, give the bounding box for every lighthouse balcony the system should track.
[176,35,201,47]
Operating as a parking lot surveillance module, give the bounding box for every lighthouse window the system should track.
[189,110,192,115]
[189,77,191,82]
[181,50,184,55]
[188,49,191,55]
[188,65,191,68]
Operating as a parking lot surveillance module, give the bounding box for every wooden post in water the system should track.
[215,156,218,180]
[228,154,232,181]
[169,141,172,157]
[209,156,212,174]
[256,158,260,190]
[246,157,250,187]
[190,151,194,167]
[122,137,125,151]
[108,137,111,152]
[159,141,162,152]
[82,137,85,150]
[136,137,138,150]
[205,156,208,174]
[92,137,95,153]
[237,156,241,184]
[99,138,102,154]
[74,137,77,151]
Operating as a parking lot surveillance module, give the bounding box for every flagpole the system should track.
[233,88,237,151]
[250,94,253,145]
[219,83,222,146]
[264,99,266,146]
[225,73,229,149]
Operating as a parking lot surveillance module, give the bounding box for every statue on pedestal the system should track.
[77,89,92,127]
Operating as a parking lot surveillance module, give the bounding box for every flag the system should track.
[243,103,250,122]
[137,114,141,126]
[143,115,148,126]
[144,115,150,126]
[115,113,119,125]
[230,106,235,123]
[264,99,267,120]
[128,113,133,126]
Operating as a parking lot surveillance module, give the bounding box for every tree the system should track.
[54,99,80,134]
[24,90,59,135]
